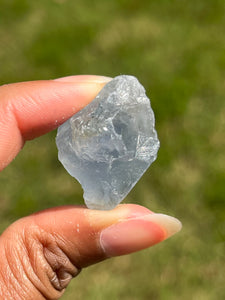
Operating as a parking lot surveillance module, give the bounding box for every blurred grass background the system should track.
[0,0,224,299]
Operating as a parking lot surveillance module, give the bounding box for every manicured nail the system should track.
[140,214,182,238]
[100,213,182,257]
[54,75,112,83]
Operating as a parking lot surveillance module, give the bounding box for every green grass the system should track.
[0,0,225,299]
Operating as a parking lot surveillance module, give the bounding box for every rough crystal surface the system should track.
[56,75,160,210]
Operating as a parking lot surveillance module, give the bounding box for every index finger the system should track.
[0,75,111,170]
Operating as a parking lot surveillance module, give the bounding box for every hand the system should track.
[0,75,182,299]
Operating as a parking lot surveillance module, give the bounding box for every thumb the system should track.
[0,204,181,299]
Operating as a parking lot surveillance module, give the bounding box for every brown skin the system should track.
[0,76,180,299]
[0,204,152,299]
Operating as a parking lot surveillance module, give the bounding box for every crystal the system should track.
[56,75,160,210]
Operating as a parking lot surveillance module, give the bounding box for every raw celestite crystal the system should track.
[56,75,160,210]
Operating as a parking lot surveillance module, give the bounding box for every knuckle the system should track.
[43,246,80,291]
[1,219,80,300]
[24,222,80,295]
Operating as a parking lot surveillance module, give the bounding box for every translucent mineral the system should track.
[56,75,160,210]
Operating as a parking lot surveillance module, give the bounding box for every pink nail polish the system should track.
[100,214,182,257]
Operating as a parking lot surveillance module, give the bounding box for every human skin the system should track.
[0,75,182,299]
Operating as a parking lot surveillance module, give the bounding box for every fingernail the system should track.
[141,214,182,238]
[100,214,182,257]
[54,75,112,84]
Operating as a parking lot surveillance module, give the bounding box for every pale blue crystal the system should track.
[56,75,160,210]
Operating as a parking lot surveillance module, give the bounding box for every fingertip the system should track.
[0,76,111,169]
[99,211,182,257]
[142,213,182,239]
[54,75,112,84]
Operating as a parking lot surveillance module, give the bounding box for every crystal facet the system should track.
[56,75,160,210]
